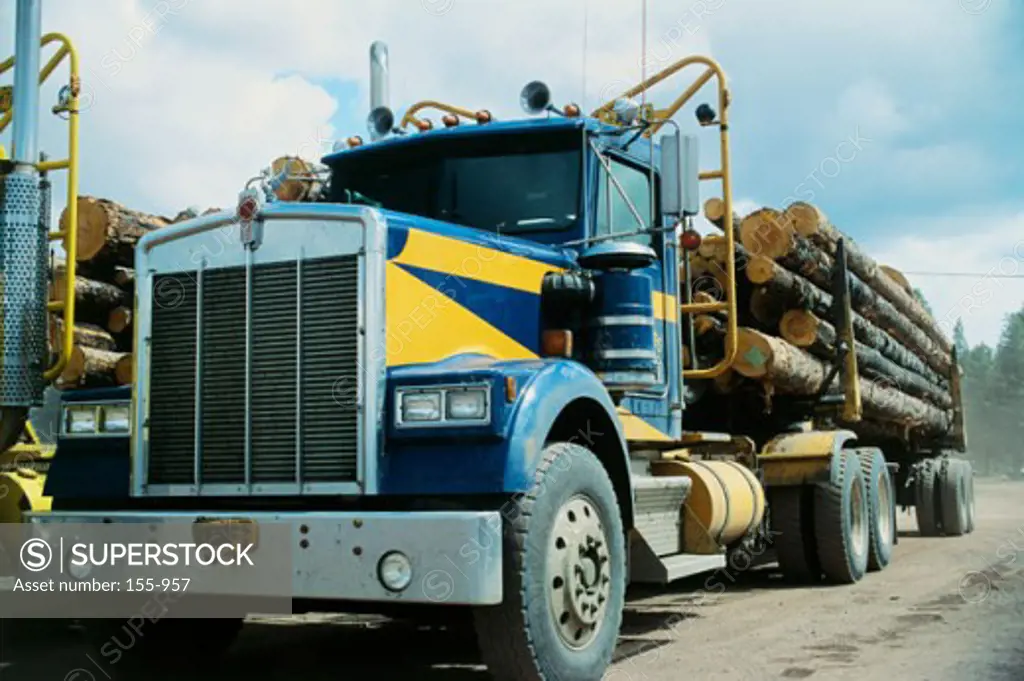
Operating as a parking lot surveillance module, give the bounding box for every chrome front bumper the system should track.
[24,509,503,605]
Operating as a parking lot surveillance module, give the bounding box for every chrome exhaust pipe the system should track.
[369,41,389,140]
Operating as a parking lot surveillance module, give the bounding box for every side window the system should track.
[595,156,653,246]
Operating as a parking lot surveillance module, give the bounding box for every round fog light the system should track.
[378,551,413,592]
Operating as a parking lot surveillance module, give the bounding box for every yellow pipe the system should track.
[400,100,479,129]
[599,56,738,380]
[42,34,81,381]
[37,158,69,172]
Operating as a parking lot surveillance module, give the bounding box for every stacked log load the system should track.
[50,196,218,389]
[686,198,957,442]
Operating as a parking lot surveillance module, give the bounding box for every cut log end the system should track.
[115,354,133,385]
[703,197,726,223]
[779,309,820,348]
[740,208,793,260]
[746,254,776,285]
[783,201,826,238]
[734,327,774,379]
[62,197,109,263]
[880,265,913,295]
[108,306,132,334]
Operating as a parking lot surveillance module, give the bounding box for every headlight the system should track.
[399,391,442,423]
[100,404,131,433]
[446,388,488,420]
[64,405,98,435]
[395,384,490,428]
[61,402,131,436]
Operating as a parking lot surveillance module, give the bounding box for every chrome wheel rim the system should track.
[877,471,893,544]
[850,477,868,558]
[546,494,612,650]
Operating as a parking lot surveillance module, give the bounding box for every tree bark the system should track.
[60,196,168,269]
[733,328,951,437]
[779,309,952,408]
[702,197,741,238]
[60,345,126,388]
[783,201,952,354]
[49,318,117,352]
[746,257,948,387]
[50,271,130,328]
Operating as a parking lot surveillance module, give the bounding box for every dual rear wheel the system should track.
[915,457,975,537]
[771,448,895,584]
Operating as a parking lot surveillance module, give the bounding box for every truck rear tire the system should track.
[964,461,976,533]
[856,448,894,571]
[914,461,940,537]
[769,486,820,583]
[82,617,243,678]
[939,459,969,536]
[473,442,625,681]
[814,451,869,584]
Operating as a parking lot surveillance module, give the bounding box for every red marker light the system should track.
[680,229,702,251]
[237,196,259,221]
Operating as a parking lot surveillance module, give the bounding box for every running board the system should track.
[629,542,727,584]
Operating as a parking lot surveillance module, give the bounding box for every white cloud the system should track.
[1,0,1016,347]
[868,208,1024,347]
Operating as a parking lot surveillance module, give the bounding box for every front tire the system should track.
[473,442,625,681]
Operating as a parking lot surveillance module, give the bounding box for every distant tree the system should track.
[953,319,969,359]
[913,287,934,316]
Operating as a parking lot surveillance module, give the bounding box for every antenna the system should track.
[640,0,647,114]
[582,0,588,110]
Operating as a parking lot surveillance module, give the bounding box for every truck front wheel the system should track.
[473,442,625,681]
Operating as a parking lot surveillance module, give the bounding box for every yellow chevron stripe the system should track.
[391,229,561,294]
[652,291,678,322]
[616,406,673,442]
[385,262,537,366]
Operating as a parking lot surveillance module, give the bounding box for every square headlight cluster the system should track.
[396,385,490,427]
[62,403,132,436]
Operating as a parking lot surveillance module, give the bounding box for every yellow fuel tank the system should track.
[652,459,765,554]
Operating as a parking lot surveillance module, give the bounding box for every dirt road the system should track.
[2,479,1023,680]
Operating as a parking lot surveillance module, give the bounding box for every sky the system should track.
[1,0,1022,348]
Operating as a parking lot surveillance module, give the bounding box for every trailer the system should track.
[4,12,974,681]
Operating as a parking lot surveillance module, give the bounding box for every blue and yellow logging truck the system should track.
[2,5,973,679]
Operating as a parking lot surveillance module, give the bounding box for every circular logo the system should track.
[154,277,186,309]
[20,538,53,572]
[959,0,991,14]
[421,569,455,603]
[422,0,455,15]
[958,570,991,604]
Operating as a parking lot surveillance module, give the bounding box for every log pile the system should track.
[684,198,957,443]
[50,196,215,389]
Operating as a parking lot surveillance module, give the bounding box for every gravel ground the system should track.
[2,479,1022,680]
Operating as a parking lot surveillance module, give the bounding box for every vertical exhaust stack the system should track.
[369,41,390,140]
[0,0,47,442]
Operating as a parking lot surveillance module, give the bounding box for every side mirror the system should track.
[660,130,699,218]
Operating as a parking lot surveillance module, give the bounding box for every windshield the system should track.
[327,129,582,235]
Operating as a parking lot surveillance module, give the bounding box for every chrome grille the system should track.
[146,255,360,490]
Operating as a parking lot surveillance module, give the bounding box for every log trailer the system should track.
[6,14,976,681]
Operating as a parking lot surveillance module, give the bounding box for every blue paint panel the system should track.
[395,262,541,352]
[380,358,629,505]
[387,221,410,259]
[45,437,131,500]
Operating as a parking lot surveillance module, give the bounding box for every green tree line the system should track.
[956,310,1024,476]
